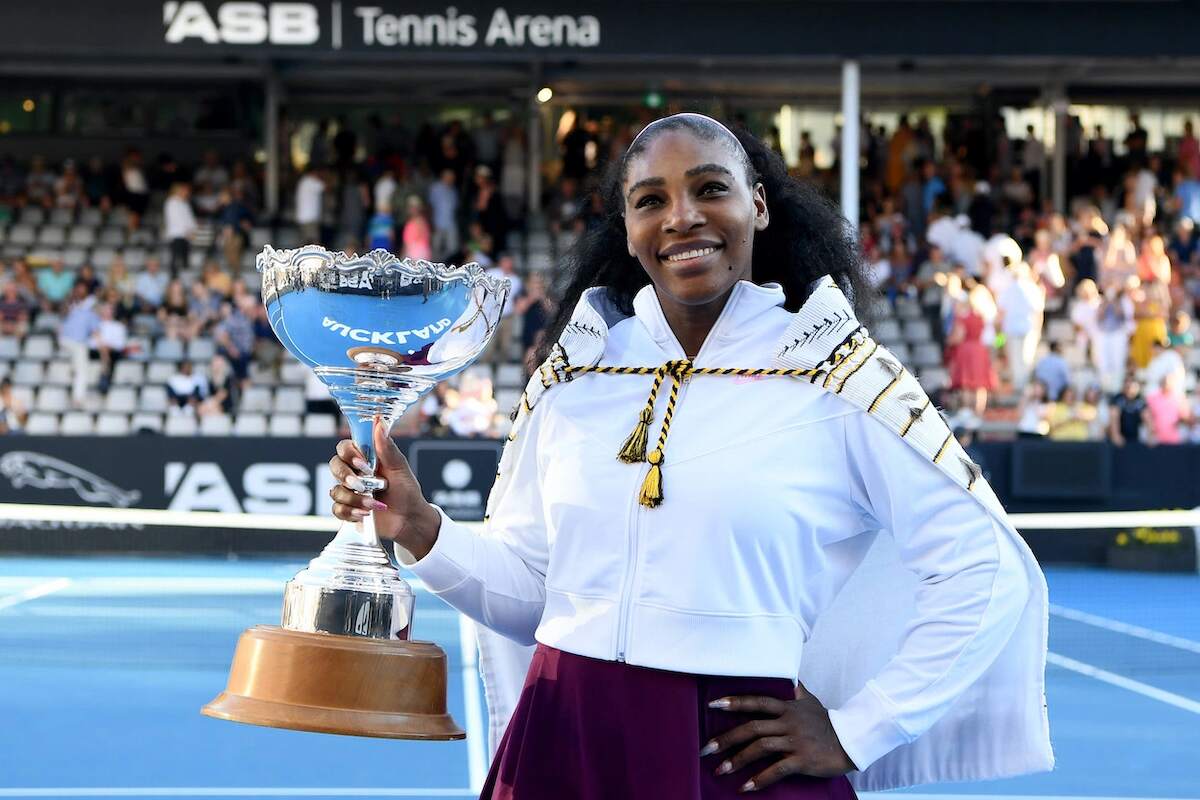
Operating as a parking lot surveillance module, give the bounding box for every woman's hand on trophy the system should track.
[328,420,442,560]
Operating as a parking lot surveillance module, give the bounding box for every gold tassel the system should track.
[638,450,664,507]
[617,407,654,463]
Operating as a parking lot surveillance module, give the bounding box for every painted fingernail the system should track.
[344,475,366,493]
[350,508,368,518]
[352,457,369,471]
[709,698,731,709]
[699,741,718,757]
[367,499,389,512]
[716,761,732,776]
[741,780,756,792]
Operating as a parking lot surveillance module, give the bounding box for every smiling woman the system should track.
[325,113,1053,800]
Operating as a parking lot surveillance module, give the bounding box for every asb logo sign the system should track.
[163,2,320,45]
[410,440,502,521]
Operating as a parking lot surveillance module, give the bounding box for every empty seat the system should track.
[60,412,94,435]
[48,208,75,226]
[18,207,46,225]
[43,360,72,386]
[10,385,34,409]
[22,335,55,360]
[95,413,131,436]
[494,363,525,389]
[911,343,944,369]
[78,208,104,227]
[128,229,156,247]
[187,338,215,361]
[145,361,176,383]
[90,247,118,269]
[97,227,126,247]
[894,297,923,320]
[269,414,302,436]
[494,388,522,414]
[873,318,902,342]
[24,413,59,435]
[0,337,20,360]
[302,414,337,437]
[8,226,37,246]
[279,359,309,385]
[233,413,268,436]
[140,385,169,412]
[112,361,144,385]
[35,386,70,413]
[67,228,96,247]
[62,248,88,268]
[130,412,164,433]
[240,386,273,413]
[918,368,951,393]
[153,338,185,361]
[37,227,66,246]
[104,386,138,413]
[902,320,933,343]
[164,414,198,436]
[11,361,44,386]
[32,313,61,334]
[273,387,305,414]
[108,208,131,227]
[887,342,912,366]
[122,248,147,269]
[199,413,233,436]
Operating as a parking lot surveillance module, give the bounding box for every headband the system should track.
[629,112,749,159]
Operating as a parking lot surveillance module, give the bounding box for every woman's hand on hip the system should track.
[327,419,441,560]
[700,681,856,792]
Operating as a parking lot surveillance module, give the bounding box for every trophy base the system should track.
[201,625,465,740]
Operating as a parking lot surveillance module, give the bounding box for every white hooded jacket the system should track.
[402,277,1054,791]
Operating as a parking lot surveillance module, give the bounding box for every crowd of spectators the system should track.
[3,108,1200,444]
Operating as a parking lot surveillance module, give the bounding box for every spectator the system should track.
[374,167,398,215]
[366,201,396,252]
[1069,279,1101,367]
[483,253,523,365]
[202,260,233,300]
[499,123,527,219]
[58,286,99,406]
[215,187,254,271]
[1033,341,1071,402]
[90,302,128,394]
[1015,379,1050,438]
[515,271,553,369]
[37,260,77,312]
[401,195,433,261]
[295,166,325,245]
[1145,338,1186,399]
[0,378,27,435]
[0,282,31,337]
[106,256,135,300]
[428,169,460,260]
[947,294,995,417]
[470,165,508,251]
[1129,276,1171,369]
[1100,223,1138,287]
[157,279,191,341]
[54,159,83,210]
[997,261,1045,391]
[75,263,101,296]
[165,361,206,416]
[188,281,222,337]
[1168,310,1195,350]
[24,155,55,209]
[1168,217,1198,271]
[164,182,197,276]
[1145,372,1191,445]
[1045,386,1094,441]
[83,156,112,209]
[214,296,256,390]
[134,257,169,311]
[1109,376,1147,446]
[193,150,230,215]
[1174,162,1200,223]
[1180,119,1200,183]
[197,354,237,416]
[10,260,40,308]
[119,149,150,229]
[1083,386,1109,440]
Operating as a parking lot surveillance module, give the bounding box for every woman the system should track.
[1129,275,1171,369]
[1044,385,1094,441]
[157,278,190,341]
[326,115,1052,798]
[947,294,995,417]
[1068,278,1101,368]
[401,195,433,261]
[1015,379,1050,438]
[1094,281,1135,392]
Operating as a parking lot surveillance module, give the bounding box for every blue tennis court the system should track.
[1,556,1197,799]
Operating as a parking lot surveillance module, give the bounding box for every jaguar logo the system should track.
[0,451,142,507]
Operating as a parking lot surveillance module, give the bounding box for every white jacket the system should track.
[403,278,1054,791]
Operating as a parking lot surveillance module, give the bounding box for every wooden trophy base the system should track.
[201,625,465,740]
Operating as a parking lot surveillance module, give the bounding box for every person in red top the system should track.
[947,292,996,416]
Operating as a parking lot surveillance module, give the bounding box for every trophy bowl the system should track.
[202,245,509,740]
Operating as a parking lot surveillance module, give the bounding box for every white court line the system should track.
[456,616,487,794]
[0,578,71,612]
[1050,604,1200,655]
[0,791,475,798]
[1047,651,1200,715]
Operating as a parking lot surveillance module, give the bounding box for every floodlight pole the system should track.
[527,61,543,218]
[265,69,281,219]
[841,60,860,232]
[1051,90,1069,215]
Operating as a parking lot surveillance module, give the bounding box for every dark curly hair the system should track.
[533,114,868,366]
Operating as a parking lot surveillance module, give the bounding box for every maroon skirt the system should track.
[480,644,859,800]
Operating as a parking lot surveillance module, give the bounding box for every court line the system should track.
[1047,651,1200,715]
[0,791,475,798]
[456,616,488,794]
[1049,603,1200,655]
[0,578,71,612]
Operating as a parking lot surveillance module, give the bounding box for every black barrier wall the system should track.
[1,437,1198,564]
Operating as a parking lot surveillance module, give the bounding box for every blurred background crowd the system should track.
[2,107,1199,445]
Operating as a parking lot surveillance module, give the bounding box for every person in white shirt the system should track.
[325,115,1052,798]
[997,261,1046,392]
[295,167,325,244]
[482,254,523,365]
[163,183,197,276]
[90,302,128,394]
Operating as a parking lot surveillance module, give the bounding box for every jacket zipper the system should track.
[614,286,733,661]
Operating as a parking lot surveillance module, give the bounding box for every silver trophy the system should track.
[203,245,508,740]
